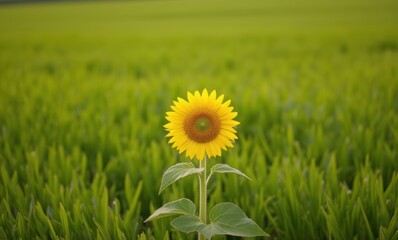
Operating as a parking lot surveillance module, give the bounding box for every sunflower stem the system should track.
[198,156,207,240]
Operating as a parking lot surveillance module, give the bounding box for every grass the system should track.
[0,0,397,239]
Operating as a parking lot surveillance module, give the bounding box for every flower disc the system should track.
[164,89,239,160]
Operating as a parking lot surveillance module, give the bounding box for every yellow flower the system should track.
[164,89,240,160]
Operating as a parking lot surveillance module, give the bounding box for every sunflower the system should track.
[164,89,240,160]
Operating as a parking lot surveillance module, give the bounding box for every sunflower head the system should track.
[164,89,240,160]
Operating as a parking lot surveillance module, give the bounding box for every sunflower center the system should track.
[195,117,211,132]
[184,111,221,143]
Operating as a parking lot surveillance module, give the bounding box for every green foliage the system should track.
[207,163,252,183]
[145,198,196,223]
[172,202,268,239]
[159,162,203,194]
[0,0,397,239]
[149,161,265,239]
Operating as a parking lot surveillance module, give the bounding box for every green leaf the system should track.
[159,162,203,194]
[145,198,196,222]
[208,164,252,183]
[206,202,268,238]
[59,203,71,240]
[171,202,268,239]
[171,215,205,233]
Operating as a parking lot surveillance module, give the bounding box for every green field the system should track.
[0,0,398,239]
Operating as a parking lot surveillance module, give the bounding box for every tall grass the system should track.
[0,0,397,239]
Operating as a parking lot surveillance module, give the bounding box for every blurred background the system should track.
[0,0,397,239]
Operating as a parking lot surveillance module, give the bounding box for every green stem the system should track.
[199,156,207,240]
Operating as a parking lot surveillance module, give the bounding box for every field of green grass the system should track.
[0,0,397,239]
